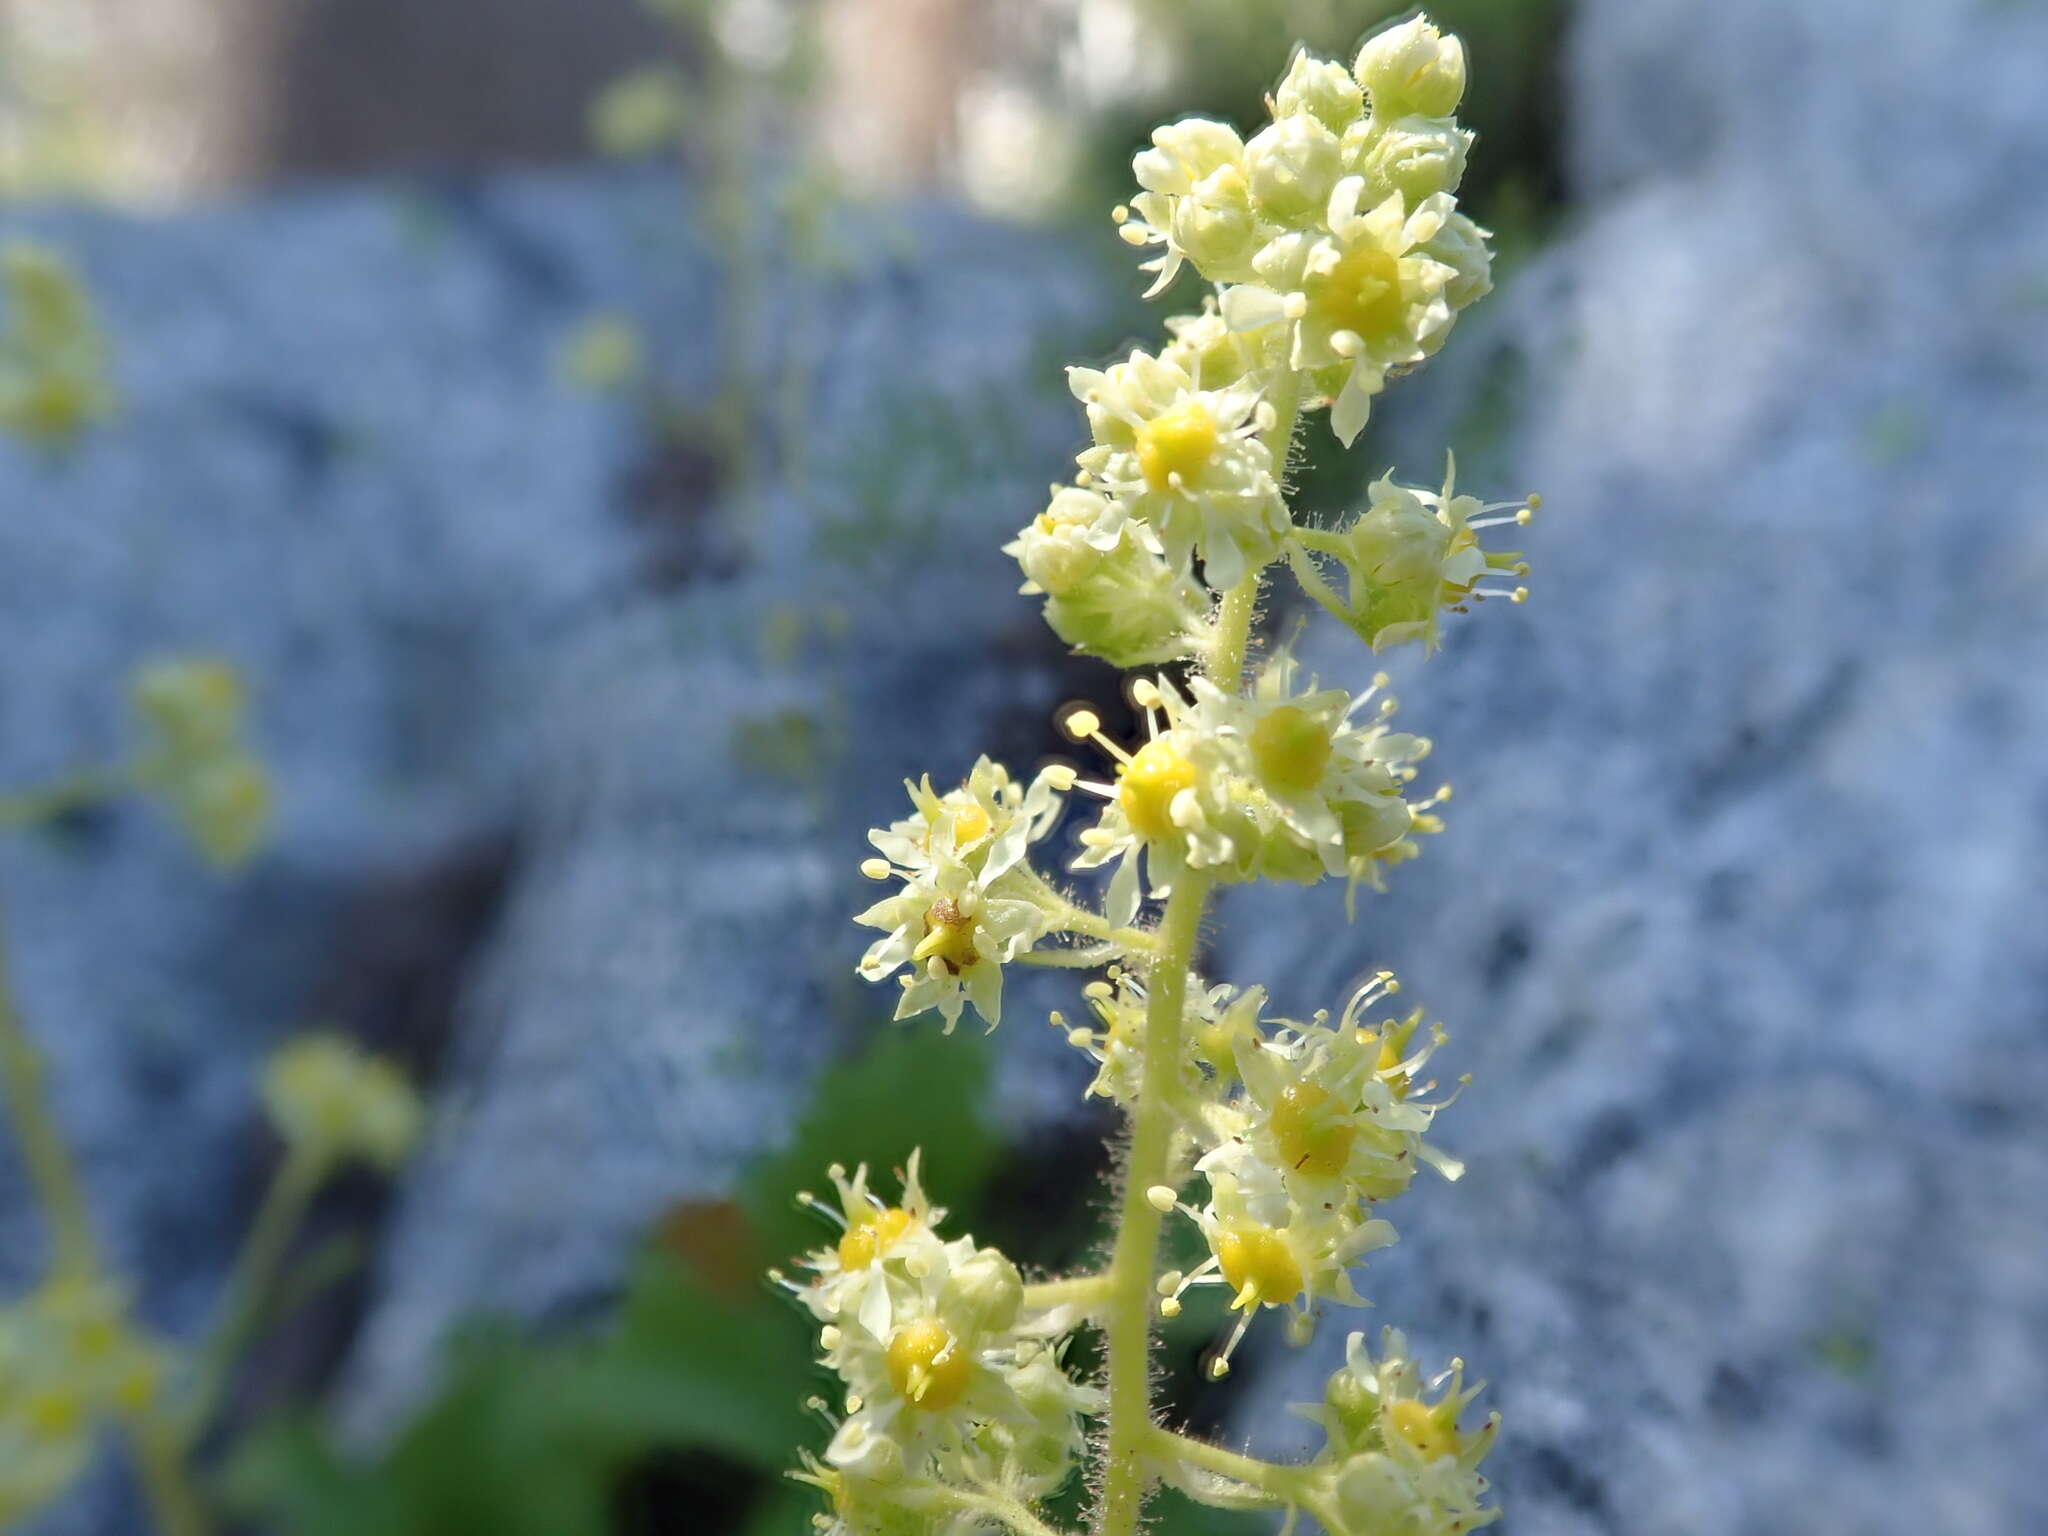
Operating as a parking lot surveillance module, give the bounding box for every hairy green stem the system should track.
[1097,869,1211,1535]
[1144,1424,1306,1503]
[1022,1272,1115,1316]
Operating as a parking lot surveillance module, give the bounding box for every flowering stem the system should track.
[1,905,212,1533]
[127,1414,212,1536]
[0,905,100,1277]
[1097,868,1211,1536]
[1022,1272,1115,1315]
[178,1145,325,1449]
[0,764,123,830]
[1144,1424,1305,1504]
[913,1486,1074,1536]
[1285,542,1355,627]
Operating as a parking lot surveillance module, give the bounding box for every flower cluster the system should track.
[1300,1328,1501,1534]
[131,656,275,871]
[1165,975,1467,1374]
[1067,656,1443,924]
[0,243,114,448]
[806,17,1523,1534]
[1117,20,1490,445]
[782,1158,1098,1525]
[0,1275,164,1527]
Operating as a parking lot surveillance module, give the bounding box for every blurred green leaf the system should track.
[228,1022,1000,1533]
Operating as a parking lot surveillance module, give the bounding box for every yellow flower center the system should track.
[949,800,992,848]
[1117,738,1197,843]
[1270,1081,1357,1178]
[1135,399,1221,493]
[1215,1223,1305,1308]
[1389,1397,1462,1463]
[837,1205,917,1270]
[886,1319,973,1410]
[1250,705,1333,795]
[916,898,980,975]
[1322,242,1407,346]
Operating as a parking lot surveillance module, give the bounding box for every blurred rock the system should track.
[0,166,1119,1524]
[1228,3,2048,1535]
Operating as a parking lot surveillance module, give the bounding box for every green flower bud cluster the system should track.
[130,657,275,871]
[262,1033,425,1175]
[0,1277,165,1528]
[0,243,114,449]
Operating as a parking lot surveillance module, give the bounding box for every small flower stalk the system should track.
[790,17,1533,1535]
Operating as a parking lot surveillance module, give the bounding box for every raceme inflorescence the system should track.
[785,17,1536,1536]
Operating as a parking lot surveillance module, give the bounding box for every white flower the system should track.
[855,852,1049,1031]
[855,760,1071,1030]
[1223,183,1461,446]
[1055,968,1265,1114]
[1304,455,1533,653]
[1304,1329,1501,1535]
[1119,118,1260,295]
[1069,349,1290,590]
[788,1155,952,1335]
[810,1194,1098,1500]
[1226,980,1466,1212]
[1159,301,1283,394]
[1006,487,1210,667]
[865,757,1067,888]
[1162,1154,1398,1376]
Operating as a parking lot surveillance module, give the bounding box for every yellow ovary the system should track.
[915,899,980,975]
[886,1319,973,1410]
[1251,705,1334,794]
[1270,1080,1357,1178]
[1135,400,1221,493]
[1389,1397,1462,1463]
[1321,243,1407,346]
[1117,738,1198,843]
[837,1206,918,1270]
[1216,1224,1305,1308]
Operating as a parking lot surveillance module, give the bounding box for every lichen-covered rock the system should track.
[1229,3,2048,1534]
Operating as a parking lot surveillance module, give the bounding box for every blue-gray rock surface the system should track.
[0,167,1121,1526]
[1226,2,2048,1534]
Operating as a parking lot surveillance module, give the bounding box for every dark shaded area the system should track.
[267,0,672,179]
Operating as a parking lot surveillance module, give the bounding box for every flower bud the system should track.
[940,1247,1023,1338]
[1161,307,1278,392]
[1274,51,1363,132]
[1355,16,1467,119]
[1353,115,1472,204]
[263,1033,424,1173]
[1245,114,1345,225]
[1010,487,1114,597]
[1134,118,1246,195]
[1040,534,1207,667]
[1333,492,1455,651]
[1168,166,1263,282]
[1423,211,1495,311]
